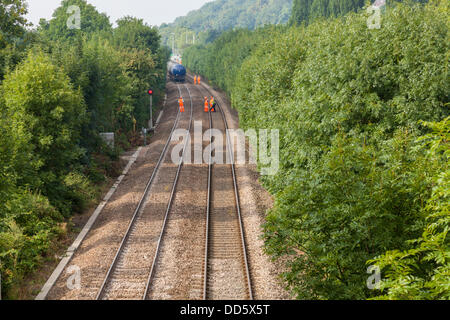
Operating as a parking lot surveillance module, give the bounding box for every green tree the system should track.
[0,0,28,48]
[114,17,161,54]
[2,51,87,213]
[40,0,111,41]
[112,17,168,129]
[0,87,30,205]
[290,0,375,26]
[289,0,314,25]
[0,52,75,296]
[0,0,30,80]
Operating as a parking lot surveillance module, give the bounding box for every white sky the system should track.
[25,0,213,27]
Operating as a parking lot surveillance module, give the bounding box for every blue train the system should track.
[168,61,186,82]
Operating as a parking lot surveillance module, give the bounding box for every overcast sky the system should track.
[25,0,213,27]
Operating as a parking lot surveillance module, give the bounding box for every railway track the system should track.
[42,78,253,300]
[192,77,253,300]
[96,84,193,300]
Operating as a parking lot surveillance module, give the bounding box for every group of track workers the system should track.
[178,75,217,113]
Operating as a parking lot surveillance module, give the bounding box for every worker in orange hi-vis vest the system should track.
[198,76,201,85]
[209,96,216,112]
[210,98,217,113]
[178,97,185,113]
[204,97,209,113]
[194,75,197,85]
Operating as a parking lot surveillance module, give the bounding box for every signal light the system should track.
[148,89,153,95]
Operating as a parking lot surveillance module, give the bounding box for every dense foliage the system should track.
[159,0,293,50]
[370,117,449,300]
[37,0,111,41]
[0,0,32,81]
[185,1,449,299]
[0,0,168,298]
[170,0,292,31]
[289,0,366,25]
[289,0,429,26]
[0,0,28,47]
[2,51,87,213]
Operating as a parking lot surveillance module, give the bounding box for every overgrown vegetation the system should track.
[0,0,169,298]
[184,0,449,299]
[289,0,369,25]
[184,27,283,93]
[159,0,293,51]
[369,117,449,300]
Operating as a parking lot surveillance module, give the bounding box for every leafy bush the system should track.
[0,190,63,295]
[63,172,98,213]
[369,117,449,300]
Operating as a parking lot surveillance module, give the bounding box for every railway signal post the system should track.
[148,89,154,131]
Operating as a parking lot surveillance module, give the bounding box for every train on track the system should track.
[168,61,186,82]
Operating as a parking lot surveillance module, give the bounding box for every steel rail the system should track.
[143,83,194,299]
[96,85,185,300]
[192,76,254,300]
[203,87,213,301]
[189,79,211,300]
[219,95,254,300]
